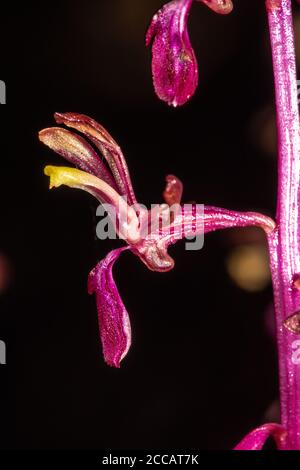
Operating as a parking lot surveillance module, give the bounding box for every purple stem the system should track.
[234,423,289,450]
[266,0,300,449]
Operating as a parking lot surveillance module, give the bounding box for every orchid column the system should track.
[267,0,300,450]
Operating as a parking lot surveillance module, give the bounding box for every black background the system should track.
[0,0,299,450]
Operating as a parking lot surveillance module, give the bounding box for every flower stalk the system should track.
[266,0,300,450]
[235,0,300,451]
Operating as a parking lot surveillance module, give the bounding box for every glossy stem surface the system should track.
[267,0,300,449]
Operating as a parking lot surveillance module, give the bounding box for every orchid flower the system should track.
[146,0,233,106]
[39,112,274,368]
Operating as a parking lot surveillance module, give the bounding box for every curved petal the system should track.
[146,0,198,107]
[134,205,276,272]
[198,0,233,15]
[44,166,140,244]
[162,205,276,246]
[132,238,175,272]
[54,112,137,205]
[88,247,131,368]
[234,423,289,450]
[39,127,117,189]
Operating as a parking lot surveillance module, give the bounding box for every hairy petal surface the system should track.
[54,112,137,205]
[146,0,198,106]
[234,423,289,450]
[88,247,131,368]
[39,127,117,189]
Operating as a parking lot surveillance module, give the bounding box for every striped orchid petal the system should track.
[134,205,276,272]
[146,0,198,107]
[54,112,137,205]
[88,247,131,368]
[39,127,117,189]
[44,166,140,244]
[163,205,276,243]
[146,0,233,107]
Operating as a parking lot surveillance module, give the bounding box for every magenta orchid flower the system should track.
[146,0,233,106]
[39,112,274,368]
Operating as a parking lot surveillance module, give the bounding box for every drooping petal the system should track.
[163,174,183,206]
[39,127,117,189]
[54,112,137,205]
[44,165,140,244]
[88,247,131,368]
[234,423,289,450]
[198,0,233,15]
[146,0,198,107]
